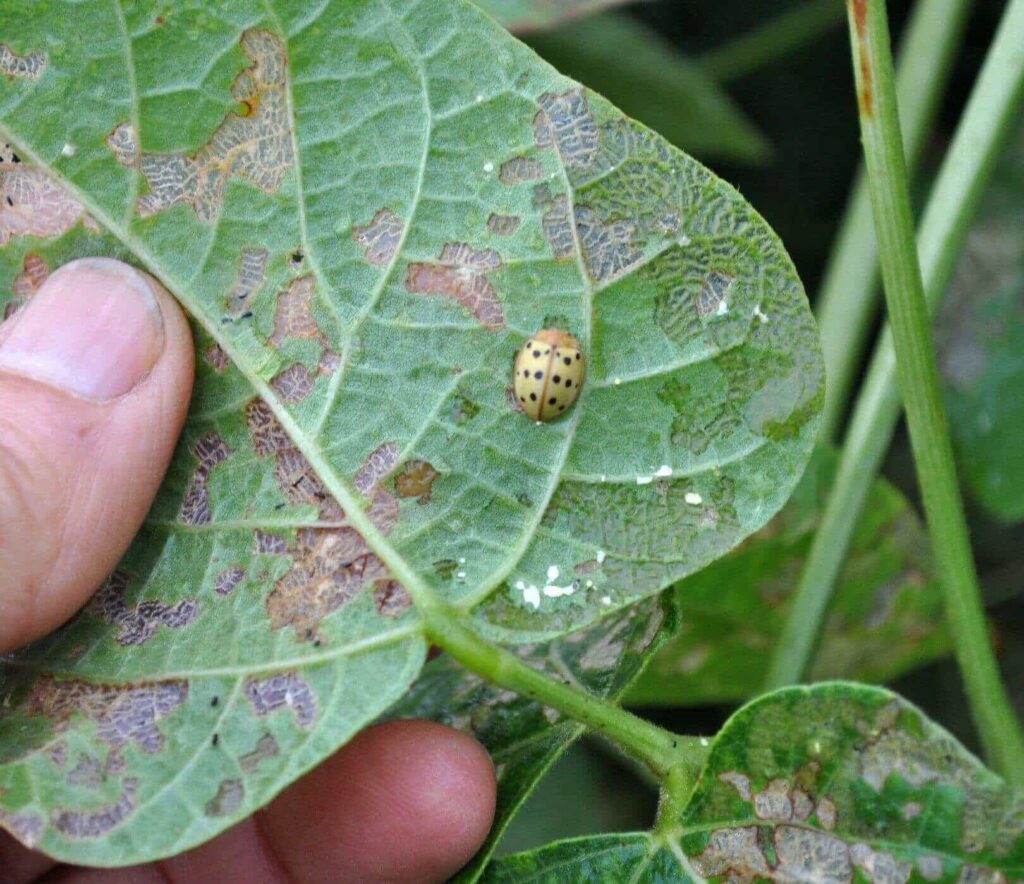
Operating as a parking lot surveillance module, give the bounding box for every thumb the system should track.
[0,257,193,651]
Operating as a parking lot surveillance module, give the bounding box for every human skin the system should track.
[0,258,496,883]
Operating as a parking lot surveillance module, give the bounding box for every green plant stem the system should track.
[425,606,708,778]
[766,0,1024,701]
[815,0,974,441]
[819,0,1023,785]
[697,0,845,84]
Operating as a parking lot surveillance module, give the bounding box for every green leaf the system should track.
[473,0,635,34]
[627,446,949,706]
[938,121,1024,523]
[526,14,771,164]
[488,683,1024,882]
[389,594,672,882]
[0,0,822,863]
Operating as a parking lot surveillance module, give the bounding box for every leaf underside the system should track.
[486,683,1024,882]
[0,0,821,864]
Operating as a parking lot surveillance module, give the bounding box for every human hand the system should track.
[0,258,496,883]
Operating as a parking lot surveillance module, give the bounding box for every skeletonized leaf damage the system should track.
[0,0,820,864]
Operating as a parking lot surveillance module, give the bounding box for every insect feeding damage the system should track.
[54,779,139,839]
[244,672,316,728]
[352,208,404,266]
[4,252,49,319]
[406,241,506,330]
[107,29,294,222]
[246,403,409,638]
[0,147,98,245]
[0,44,46,79]
[88,570,198,646]
[25,677,188,754]
[180,431,234,525]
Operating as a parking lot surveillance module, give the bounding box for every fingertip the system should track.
[261,720,496,883]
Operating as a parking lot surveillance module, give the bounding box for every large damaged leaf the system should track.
[0,0,821,863]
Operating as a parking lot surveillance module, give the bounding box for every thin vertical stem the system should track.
[815,0,974,441]
[839,0,1023,784]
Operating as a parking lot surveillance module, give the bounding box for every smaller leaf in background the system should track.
[525,13,771,164]
[626,446,948,707]
[937,121,1024,523]
[387,595,674,884]
[487,683,1024,881]
[474,0,637,34]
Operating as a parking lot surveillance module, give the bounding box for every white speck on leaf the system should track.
[61,142,75,157]
[596,549,606,564]
[685,491,703,505]
[716,299,729,316]
[655,465,673,477]
[636,476,653,485]
[546,565,559,581]
[754,305,769,323]
[483,161,494,173]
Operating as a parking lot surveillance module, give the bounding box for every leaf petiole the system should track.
[423,605,708,779]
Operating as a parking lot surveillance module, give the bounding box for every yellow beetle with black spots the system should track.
[513,329,585,422]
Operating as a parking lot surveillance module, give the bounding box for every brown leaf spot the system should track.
[352,208,404,266]
[406,242,505,331]
[374,579,412,618]
[246,398,292,456]
[180,432,233,525]
[486,213,522,236]
[26,678,188,753]
[105,122,138,167]
[265,528,387,639]
[691,826,771,882]
[271,362,315,403]
[0,44,46,79]
[498,156,545,184]
[53,779,138,838]
[226,247,269,317]
[108,30,294,222]
[239,733,280,773]
[269,274,327,348]
[395,460,439,504]
[816,796,838,830]
[533,89,599,169]
[13,252,48,297]
[215,566,246,596]
[205,779,244,817]
[88,570,198,646]
[244,672,316,728]
[203,343,231,372]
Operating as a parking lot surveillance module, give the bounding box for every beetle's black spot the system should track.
[526,341,532,348]
[576,352,581,360]
[533,350,541,358]
[534,371,543,379]
[553,375,561,383]
[530,392,537,401]
[566,379,572,387]
[544,349,550,355]
[548,397,557,405]
[564,357,572,366]
[519,396,525,402]
[559,404,565,411]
